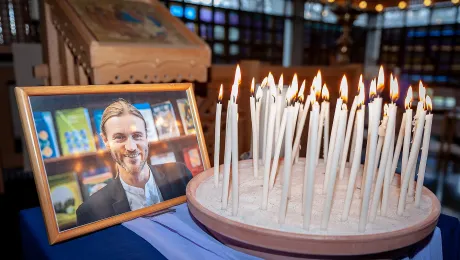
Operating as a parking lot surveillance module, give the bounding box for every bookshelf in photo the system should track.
[29,92,205,231]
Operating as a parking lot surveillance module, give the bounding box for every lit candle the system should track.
[398,107,426,215]
[342,88,365,221]
[262,74,277,210]
[323,75,346,193]
[222,65,241,209]
[303,87,320,229]
[294,80,306,163]
[279,92,296,224]
[415,96,433,207]
[401,87,413,183]
[255,83,263,173]
[360,79,376,198]
[249,78,258,178]
[292,78,311,164]
[262,76,270,164]
[339,74,362,180]
[321,93,348,230]
[316,83,329,165]
[274,75,284,146]
[269,105,288,189]
[359,66,384,232]
[373,104,389,183]
[370,76,399,222]
[389,112,406,184]
[214,85,223,187]
[381,124,395,216]
[408,82,426,198]
[231,89,239,216]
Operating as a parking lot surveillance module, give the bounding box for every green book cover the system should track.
[55,107,96,156]
[48,172,83,230]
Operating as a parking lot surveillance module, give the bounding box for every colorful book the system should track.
[55,107,96,156]
[134,103,159,142]
[182,145,204,176]
[33,111,60,159]
[151,101,180,140]
[150,152,176,166]
[48,171,83,230]
[176,98,196,135]
[92,109,105,150]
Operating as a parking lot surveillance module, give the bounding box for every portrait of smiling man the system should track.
[76,98,194,226]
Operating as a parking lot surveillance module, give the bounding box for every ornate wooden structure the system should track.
[35,0,211,85]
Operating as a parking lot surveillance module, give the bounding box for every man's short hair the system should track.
[100,98,147,137]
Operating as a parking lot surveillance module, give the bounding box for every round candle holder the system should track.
[186,159,441,259]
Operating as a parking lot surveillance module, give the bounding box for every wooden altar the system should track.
[35,0,211,85]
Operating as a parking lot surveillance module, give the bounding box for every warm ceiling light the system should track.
[328,0,335,2]
[359,1,367,9]
[398,1,407,9]
[452,0,459,4]
[375,4,383,12]
[423,0,432,6]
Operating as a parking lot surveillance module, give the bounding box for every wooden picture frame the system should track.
[15,83,210,244]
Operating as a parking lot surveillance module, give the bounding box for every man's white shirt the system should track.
[120,168,164,211]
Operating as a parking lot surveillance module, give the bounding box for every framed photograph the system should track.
[15,83,210,244]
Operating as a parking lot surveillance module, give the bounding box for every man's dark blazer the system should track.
[76,162,193,226]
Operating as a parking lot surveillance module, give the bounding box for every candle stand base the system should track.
[186,159,440,259]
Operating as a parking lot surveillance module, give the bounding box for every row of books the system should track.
[34,99,196,159]
[49,144,204,230]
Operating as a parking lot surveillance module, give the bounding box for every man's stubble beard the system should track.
[112,144,149,177]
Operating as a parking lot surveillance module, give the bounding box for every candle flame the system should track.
[383,103,389,116]
[370,79,377,99]
[298,94,304,104]
[340,75,348,103]
[426,95,432,112]
[418,81,426,103]
[390,76,399,103]
[261,77,268,89]
[231,65,241,102]
[359,85,365,106]
[250,78,255,96]
[322,84,329,101]
[377,65,384,95]
[256,83,263,100]
[311,91,316,105]
[317,70,322,89]
[291,73,299,93]
[405,86,413,109]
[233,64,241,86]
[278,74,284,94]
[268,72,277,98]
[358,74,364,92]
[315,81,321,101]
[218,84,223,102]
[299,79,306,97]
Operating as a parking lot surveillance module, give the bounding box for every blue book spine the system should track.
[33,111,60,159]
[93,109,106,149]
